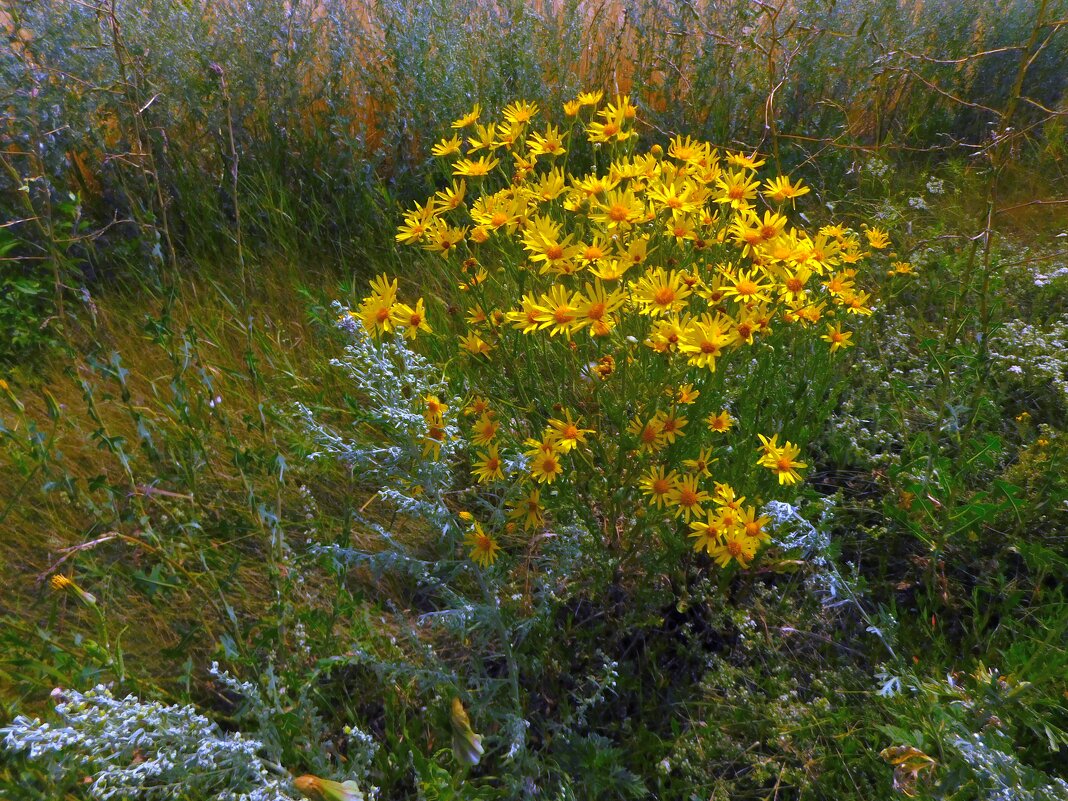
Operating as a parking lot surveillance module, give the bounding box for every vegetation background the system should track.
[0,0,1066,798]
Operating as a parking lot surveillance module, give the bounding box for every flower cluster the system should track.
[353,93,883,570]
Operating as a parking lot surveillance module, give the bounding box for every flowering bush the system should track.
[350,93,884,573]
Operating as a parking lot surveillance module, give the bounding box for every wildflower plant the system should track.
[2,686,303,801]
[369,93,881,573]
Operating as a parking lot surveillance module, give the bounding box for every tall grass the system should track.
[2,0,1066,360]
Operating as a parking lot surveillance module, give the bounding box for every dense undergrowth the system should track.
[2,1,1068,800]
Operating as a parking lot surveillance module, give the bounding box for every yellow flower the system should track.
[755,435,781,465]
[532,284,582,337]
[841,289,875,316]
[628,415,665,455]
[668,134,711,163]
[759,439,807,485]
[762,175,811,203]
[576,90,604,106]
[472,444,505,484]
[679,315,733,372]
[653,409,687,444]
[471,412,499,445]
[509,486,545,530]
[460,332,492,357]
[708,528,759,567]
[49,574,72,591]
[390,298,432,339]
[740,506,771,543]
[668,474,711,522]
[424,394,448,424]
[562,99,582,117]
[434,180,467,213]
[502,100,539,125]
[820,321,854,353]
[357,274,398,337]
[528,448,563,484]
[395,200,437,244]
[707,410,734,433]
[589,188,646,230]
[688,515,721,553]
[632,268,691,317]
[431,134,463,157]
[864,226,891,249]
[50,574,97,605]
[676,384,700,404]
[714,168,760,210]
[507,294,544,335]
[682,446,716,478]
[639,464,678,509]
[453,155,500,177]
[574,280,626,336]
[526,124,567,158]
[464,523,501,568]
[451,104,482,129]
[546,409,593,453]
[422,220,467,256]
[720,267,773,304]
[422,424,447,460]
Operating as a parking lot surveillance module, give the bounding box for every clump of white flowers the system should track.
[989,317,1068,411]
[2,685,300,801]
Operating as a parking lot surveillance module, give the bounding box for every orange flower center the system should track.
[653,287,676,306]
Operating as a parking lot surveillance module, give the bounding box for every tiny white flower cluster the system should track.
[925,176,945,195]
[862,157,891,179]
[1,685,299,800]
[1031,264,1068,289]
[989,317,1068,411]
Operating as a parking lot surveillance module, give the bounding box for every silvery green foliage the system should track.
[950,733,1068,801]
[301,308,461,534]
[765,499,898,659]
[1,686,297,801]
